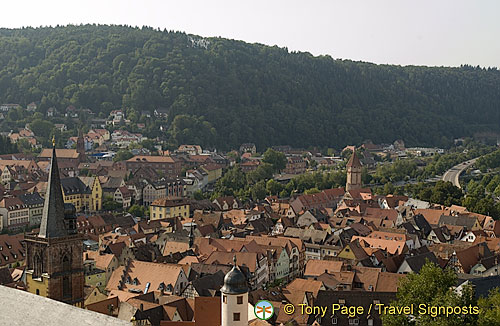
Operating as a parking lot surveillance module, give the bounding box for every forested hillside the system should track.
[0,25,499,150]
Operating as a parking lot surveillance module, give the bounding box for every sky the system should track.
[2,0,499,68]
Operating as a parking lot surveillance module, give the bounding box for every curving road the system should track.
[442,158,478,188]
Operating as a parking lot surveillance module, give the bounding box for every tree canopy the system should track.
[382,262,478,326]
[0,25,499,150]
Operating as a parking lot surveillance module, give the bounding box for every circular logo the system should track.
[254,300,274,321]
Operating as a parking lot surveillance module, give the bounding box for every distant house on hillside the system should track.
[65,105,78,118]
[239,143,256,154]
[26,102,37,112]
[46,107,57,117]
[154,107,169,118]
[0,104,20,112]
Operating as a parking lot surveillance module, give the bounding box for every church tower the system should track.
[76,128,86,162]
[188,223,194,248]
[221,257,249,326]
[346,151,363,191]
[24,139,84,307]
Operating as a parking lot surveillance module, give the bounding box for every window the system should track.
[348,319,359,325]
[63,276,71,298]
[62,256,71,272]
[233,313,240,321]
[33,253,43,278]
[237,296,243,304]
[368,319,374,326]
[223,295,227,304]
[36,289,40,295]
[331,317,337,325]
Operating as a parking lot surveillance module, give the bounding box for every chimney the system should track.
[478,243,485,258]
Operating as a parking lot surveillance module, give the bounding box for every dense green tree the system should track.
[29,119,54,139]
[304,187,321,194]
[262,149,287,173]
[382,262,477,326]
[113,149,134,162]
[250,180,266,201]
[266,179,283,196]
[128,204,146,217]
[140,139,157,151]
[418,186,434,202]
[477,288,500,325]
[0,135,18,154]
[429,181,463,206]
[213,165,247,197]
[102,196,122,211]
[485,175,500,193]
[382,182,395,195]
[476,149,500,172]
[494,184,500,197]
[246,163,274,185]
[279,189,290,198]
[193,190,205,200]
[168,114,216,148]
[0,25,499,150]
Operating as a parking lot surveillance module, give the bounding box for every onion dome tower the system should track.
[221,256,249,326]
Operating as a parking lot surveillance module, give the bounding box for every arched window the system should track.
[33,253,43,279]
[62,255,72,298]
[63,276,71,298]
[62,255,71,272]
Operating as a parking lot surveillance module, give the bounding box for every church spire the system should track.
[76,127,85,157]
[188,223,194,248]
[38,139,68,238]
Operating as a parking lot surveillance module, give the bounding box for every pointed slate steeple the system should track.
[38,137,68,238]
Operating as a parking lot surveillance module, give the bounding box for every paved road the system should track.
[442,158,478,188]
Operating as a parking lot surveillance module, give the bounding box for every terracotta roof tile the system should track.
[106,261,184,294]
[304,260,343,277]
